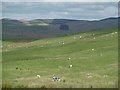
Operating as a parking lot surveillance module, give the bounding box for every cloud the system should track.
[1,0,119,2]
[2,2,118,20]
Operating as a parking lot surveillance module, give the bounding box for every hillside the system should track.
[2,17,118,40]
[2,28,118,88]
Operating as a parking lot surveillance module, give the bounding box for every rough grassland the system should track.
[2,29,118,88]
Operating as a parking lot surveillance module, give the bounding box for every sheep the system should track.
[86,73,92,78]
[88,75,92,78]
[92,49,94,51]
[68,57,71,60]
[60,41,64,45]
[103,75,108,78]
[79,36,82,39]
[69,65,72,68]
[37,75,41,78]
[93,37,96,39]
[87,73,90,76]
[115,32,118,34]
[52,75,61,81]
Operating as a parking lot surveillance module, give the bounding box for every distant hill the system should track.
[1,17,119,40]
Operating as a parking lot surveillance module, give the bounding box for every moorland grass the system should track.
[2,29,118,88]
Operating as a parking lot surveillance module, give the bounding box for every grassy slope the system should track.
[2,29,118,88]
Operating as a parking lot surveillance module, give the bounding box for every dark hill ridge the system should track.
[2,17,119,40]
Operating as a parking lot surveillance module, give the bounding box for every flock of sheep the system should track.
[36,57,73,81]
[15,31,117,82]
[36,34,96,82]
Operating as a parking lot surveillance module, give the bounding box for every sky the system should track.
[1,0,119,2]
[1,1,119,20]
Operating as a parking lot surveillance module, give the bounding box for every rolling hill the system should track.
[1,17,118,88]
[2,28,118,88]
[2,17,119,40]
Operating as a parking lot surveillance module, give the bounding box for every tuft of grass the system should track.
[40,85,47,88]
[2,83,13,88]
[63,79,66,83]
[16,84,28,88]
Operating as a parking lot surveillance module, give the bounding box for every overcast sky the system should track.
[2,2,118,20]
[1,0,119,2]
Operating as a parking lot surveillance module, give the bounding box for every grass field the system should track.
[2,29,118,88]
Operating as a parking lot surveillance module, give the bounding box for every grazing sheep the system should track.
[68,57,71,60]
[60,41,64,45]
[93,37,96,39]
[37,75,41,78]
[87,73,92,78]
[92,49,94,51]
[79,36,82,39]
[103,75,108,78]
[69,65,72,68]
[87,73,90,76]
[115,32,117,34]
[52,75,61,81]
[88,75,92,78]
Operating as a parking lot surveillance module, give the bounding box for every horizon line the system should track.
[1,16,119,21]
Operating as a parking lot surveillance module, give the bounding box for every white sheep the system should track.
[92,49,94,51]
[87,73,90,76]
[60,41,64,45]
[79,36,82,38]
[115,32,118,34]
[69,65,72,68]
[88,75,92,78]
[103,75,108,78]
[68,57,71,60]
[93,37,96,39]
[37,75,40,78]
